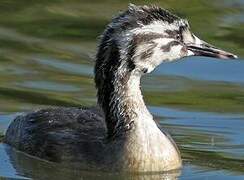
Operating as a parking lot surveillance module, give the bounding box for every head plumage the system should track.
[108,4,181,32]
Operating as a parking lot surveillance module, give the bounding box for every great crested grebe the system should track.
[4,4,237,172]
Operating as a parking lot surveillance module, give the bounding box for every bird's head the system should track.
[95,4,237,91]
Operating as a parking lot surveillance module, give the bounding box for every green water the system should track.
[0,0,244,179]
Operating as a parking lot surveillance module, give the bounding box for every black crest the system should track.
[111,4,181,31]
[125,4,180,25]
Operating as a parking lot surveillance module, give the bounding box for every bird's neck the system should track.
[99,69,156,139]
[98,71,181,171]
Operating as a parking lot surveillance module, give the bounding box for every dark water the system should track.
[0,0,244,179]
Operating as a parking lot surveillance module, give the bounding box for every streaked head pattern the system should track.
[96,4,237,77]
[95,4,237,119]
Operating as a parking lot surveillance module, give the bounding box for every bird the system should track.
[4,4,237,172]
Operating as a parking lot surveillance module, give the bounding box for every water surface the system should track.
[0,0,244,179]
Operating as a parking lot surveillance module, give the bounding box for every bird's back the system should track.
[4,107,107,168]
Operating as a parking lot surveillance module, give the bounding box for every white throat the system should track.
[108,72,181,172]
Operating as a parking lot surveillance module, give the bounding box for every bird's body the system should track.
[5,107,106,169]
[4,4,237,172]
[5,75,182,171]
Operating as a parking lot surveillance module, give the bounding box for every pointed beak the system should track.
[186,36,238,59]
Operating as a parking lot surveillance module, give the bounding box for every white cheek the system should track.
[152,38,174,63]
[166,45,184,61]
[155,44,183,63]
[153,46,166,64]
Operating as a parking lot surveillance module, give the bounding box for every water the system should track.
[0,0,244,179]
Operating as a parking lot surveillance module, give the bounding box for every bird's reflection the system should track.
[4,144,181,180]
